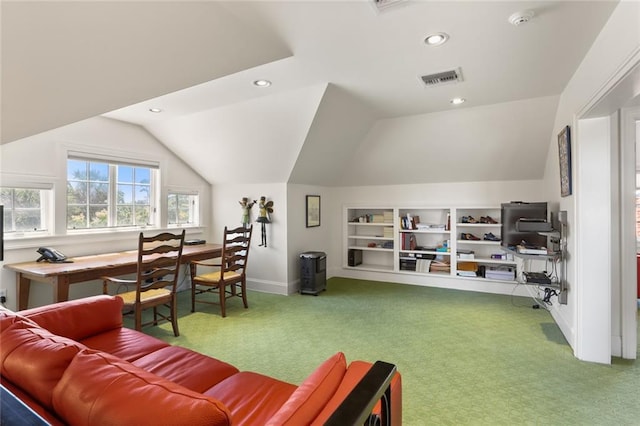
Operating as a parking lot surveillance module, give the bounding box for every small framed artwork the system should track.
[558,125,572,197]
[306,195,320,227]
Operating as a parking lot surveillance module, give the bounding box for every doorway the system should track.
[577,62,640,362]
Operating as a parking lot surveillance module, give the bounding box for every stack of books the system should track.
[372,214,385,223]
[457,250,475,260]
[383,227,393,238]
[429,261,450,274]
[383,211,394,223]
[456,261,478,278]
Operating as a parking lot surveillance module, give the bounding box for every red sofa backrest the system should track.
[52,349,232,426]
[20,295,124,341]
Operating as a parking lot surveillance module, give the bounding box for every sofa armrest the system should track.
[20,295,124,341]
[323,361,397,426]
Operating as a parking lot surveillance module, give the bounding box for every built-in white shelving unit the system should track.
[343,206,519,289]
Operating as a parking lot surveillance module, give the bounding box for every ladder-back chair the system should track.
[190,225,252,317]
[102,230,185,336]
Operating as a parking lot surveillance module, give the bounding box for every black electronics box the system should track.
[348,249,363,267]
[400,258,417,271]
[516,219,553,232]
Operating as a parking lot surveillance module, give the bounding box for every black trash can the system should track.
[300,251,326,295]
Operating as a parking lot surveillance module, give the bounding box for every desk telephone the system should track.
[37,247,71,263]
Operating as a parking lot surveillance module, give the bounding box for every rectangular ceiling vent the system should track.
[421,68,463,87]
[371,0,408,13]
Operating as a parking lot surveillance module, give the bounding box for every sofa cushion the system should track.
[265,352,347,426]
[0,320,86,410]
[21,295,123,341]
[52,349,232,426]
[205,372,296,426]
[0,306,38,331]
[133,346,239,393]
[80,327,169,362]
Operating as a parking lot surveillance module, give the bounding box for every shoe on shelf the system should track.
[483,232,501,241]
[480,216,498,224]
[461,233,481,241]
[461,216,478,224]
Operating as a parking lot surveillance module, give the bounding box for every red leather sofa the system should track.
[0,295,401,425]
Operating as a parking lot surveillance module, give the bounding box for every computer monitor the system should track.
[501,202,548,248]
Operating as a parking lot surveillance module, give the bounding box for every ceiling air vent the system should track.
[371,0,408,13]
[420,68,463,87]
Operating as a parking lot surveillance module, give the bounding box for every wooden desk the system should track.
[4,243,222,310]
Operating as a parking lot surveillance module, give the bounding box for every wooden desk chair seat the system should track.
[190,225,252,317]
[102,230,185,336]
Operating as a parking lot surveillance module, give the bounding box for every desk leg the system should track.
[53,277,70,304]
[17,273,30,311]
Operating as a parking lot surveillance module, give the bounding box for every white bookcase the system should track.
[344,206,518,288]
[454,207,517,282]
[346,208,395,272]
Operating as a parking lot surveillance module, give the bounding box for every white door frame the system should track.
[620,107,640,359]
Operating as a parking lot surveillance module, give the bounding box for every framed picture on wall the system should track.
[558,125,572,197]
[306,195,320,227]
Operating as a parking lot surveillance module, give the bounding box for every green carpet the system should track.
[138,277,640,425]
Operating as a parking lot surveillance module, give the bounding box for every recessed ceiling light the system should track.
[149,108,163,113]
[450,97,466,105]
[424,32,449,46]
[508,10,534,26]
[253,79,272,87]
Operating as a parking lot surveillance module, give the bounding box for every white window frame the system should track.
[1,183,53,238]
[66,152,160,232]
[167,190,200,228]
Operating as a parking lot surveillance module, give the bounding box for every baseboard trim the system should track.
[247,278,288,295]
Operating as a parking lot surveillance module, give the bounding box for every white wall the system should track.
[286,184,334,292]
[541,2,640,363]
[211,183,289,294]
[0,116,211,310]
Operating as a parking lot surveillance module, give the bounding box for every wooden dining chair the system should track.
[190,225,252,317]
[102,230,185,336]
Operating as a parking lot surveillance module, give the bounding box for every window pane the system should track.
[2,188,46,233]
[135,168,150,184]
[178,195,191,224]
[117,165,134,183]
[3,210,12,230]
[89,183,108,204]
[135,186,150,204]
[117,206,133,225]
[68,160,87,181]
[67,182,87,204]
[67,206,88,229]
[89,162,109,182]
[1,188,13,207]
[168,194,177,224]
[118,184,133,204]
[89,206,108,227]
[14,210,41,231]
[168,193,198,226]
[14,189,40,208]
[135,206,150,225]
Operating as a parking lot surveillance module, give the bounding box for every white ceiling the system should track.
[1,1,619,186]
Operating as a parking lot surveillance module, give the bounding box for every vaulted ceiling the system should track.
[1,1,619,186]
